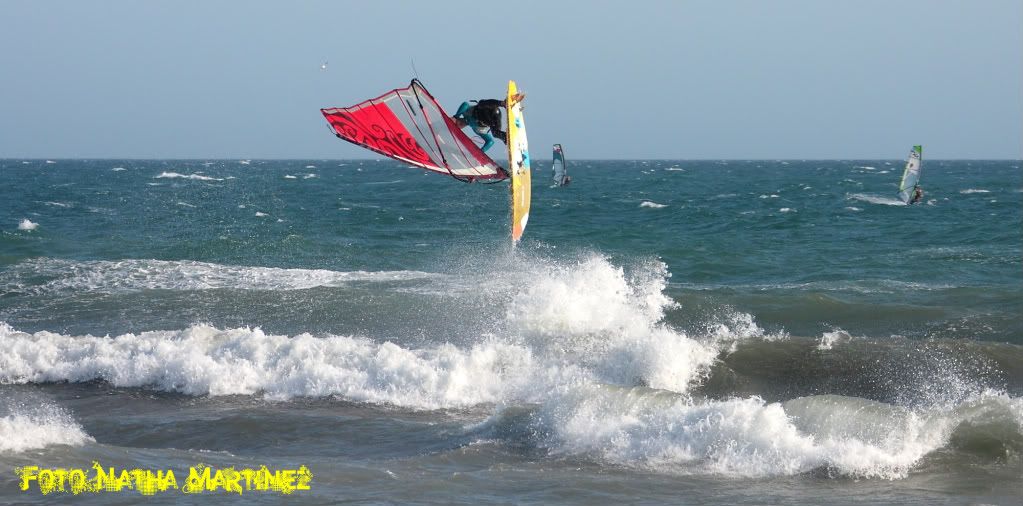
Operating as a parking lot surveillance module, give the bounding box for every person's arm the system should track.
[503,92,525,108]
[453,102,471,120]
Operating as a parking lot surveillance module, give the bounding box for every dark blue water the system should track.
[1,159,1020,504]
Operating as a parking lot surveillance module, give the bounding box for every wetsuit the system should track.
[453,101,505,153]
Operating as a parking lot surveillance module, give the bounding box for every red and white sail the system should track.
[321,80,507,182]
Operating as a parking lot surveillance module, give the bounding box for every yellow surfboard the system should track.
[507,80,531,244]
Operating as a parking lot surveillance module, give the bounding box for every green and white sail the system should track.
[898,145,923,204]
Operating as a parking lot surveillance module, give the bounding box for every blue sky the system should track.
[1,0,1020,159]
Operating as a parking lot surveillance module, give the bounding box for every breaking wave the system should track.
[0,400,93,453]
[2,253,1019,479]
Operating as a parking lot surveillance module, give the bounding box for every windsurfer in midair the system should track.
[451,93,525,153]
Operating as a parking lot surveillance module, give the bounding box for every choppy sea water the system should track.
[1,159,1020,504]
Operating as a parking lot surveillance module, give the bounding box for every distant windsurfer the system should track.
[452,93,525,153]
[553,144,569,186]
[910,186,924,204]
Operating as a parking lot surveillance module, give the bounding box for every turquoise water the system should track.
[1,159,1020,504]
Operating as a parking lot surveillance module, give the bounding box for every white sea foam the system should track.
[176,201,196,208]
[284,175,298,179]
[960,189,990,194]
[505,256,719,393]
[528,387,1017,479]
[3,312,1018,478]
[17,219,38,231]
[848,193,905,206]
[817,329,852,350]
[304,173,317,179]
[14,252,1012,479]
[6,258,441,293]
[0,322,537,407]
[155,172,224,181]
[3,250,1015,479]
[845,207,862,212]
[255,211,269,217]
[779,208,795,213]
[0,255,724,402]
[704,309,770,344]
[640,201,667,208]
[111,167,126,171]
[0,401,93,453]
[854,166,876,170]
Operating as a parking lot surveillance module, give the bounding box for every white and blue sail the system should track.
[898,145,923,204]
[552,144,568,186]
